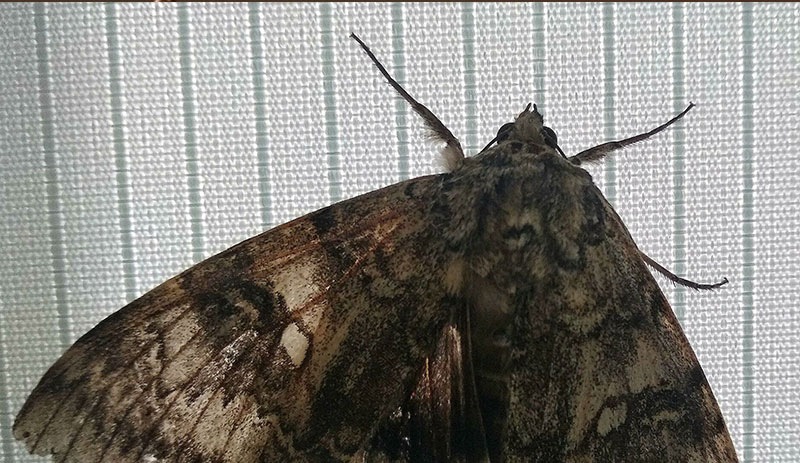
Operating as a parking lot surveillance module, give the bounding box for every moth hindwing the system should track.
[14,36,738,462]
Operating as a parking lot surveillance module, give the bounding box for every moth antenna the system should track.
[350,33,465,169]
[569,103,695,165]
[639,250,728,290]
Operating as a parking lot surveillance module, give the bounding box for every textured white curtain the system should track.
[1,3,798,462]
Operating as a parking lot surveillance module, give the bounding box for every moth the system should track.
[14,34,738,462]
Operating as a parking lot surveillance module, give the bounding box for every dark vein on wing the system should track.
[174,382,221,458]
[288,213,408,323]
[31,303,197,457]
[45,283,188,378]
[53,394,90,463]
[97,321,207,463]
[219,388,253,460]
[177,334,262,460]
[133,331,259,462]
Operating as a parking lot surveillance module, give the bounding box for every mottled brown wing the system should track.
[490,152,738,461]
[13,175,461,462]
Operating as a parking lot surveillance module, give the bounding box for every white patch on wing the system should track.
[272,261,321,309]
[280,323,309,367]
[272,260,326,332]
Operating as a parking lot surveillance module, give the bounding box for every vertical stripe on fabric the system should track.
[461,3,478,153]
[319,3,342,203]
[602,3,617,202]
[105,2,137,302]
[248,3,272,230]
[671,3,687,320]
[740,3,755,461]
[390,3,409,180]
[177,5,204,262]
[532,3,546,111]
[34,3,71,348]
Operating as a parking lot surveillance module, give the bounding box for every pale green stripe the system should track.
[740,3,755,461]
[390,3,409,180]
[602,3,616,201]
[319,3,341,203]
[461,3,478,153]
[671,3,687,321]
[0,320,11,463]
[105,2,137,301]
[532,3,546,110]
[34,3,71,348]
[248,3,272,229]
[177,5,204,262]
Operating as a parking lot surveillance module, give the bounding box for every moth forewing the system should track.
[13,177,463,462]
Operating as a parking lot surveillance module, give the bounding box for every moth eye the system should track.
[495,122,515,143]
[542,126,558,149]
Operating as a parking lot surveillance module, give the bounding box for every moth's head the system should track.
[485,104,563,157]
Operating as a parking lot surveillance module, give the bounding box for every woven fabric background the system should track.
[1,3,798,462]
